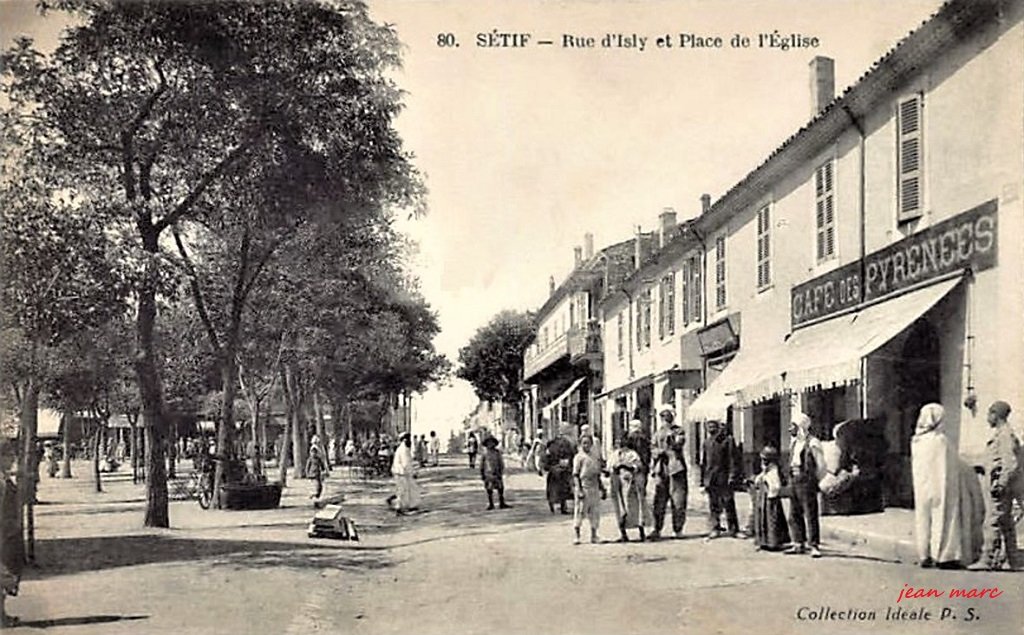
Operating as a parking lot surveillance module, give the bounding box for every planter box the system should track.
[218,482,283,510]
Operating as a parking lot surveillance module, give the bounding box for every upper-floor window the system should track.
[757,204,771,289]
[616,311,624,360]
[659,273,675,339]
[543,326,549,347]
[569,301,575,328]
[635,297,643,351]
[897,94,923,222]
[815,160,835,262]
[642,289,652,348]
[714,236,727,310]
[682,255,702,326]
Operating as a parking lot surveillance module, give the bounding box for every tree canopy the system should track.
[457,311,536,405]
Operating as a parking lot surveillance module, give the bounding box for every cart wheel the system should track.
[198,485,212,510]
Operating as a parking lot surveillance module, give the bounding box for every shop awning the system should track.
[684,350,785,422]
[686,276,963,421]
[541,376,586,419]
[778,276,963,394]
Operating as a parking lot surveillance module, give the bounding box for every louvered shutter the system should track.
[898,96,923,221]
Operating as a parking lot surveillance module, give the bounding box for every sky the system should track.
[1,0,946,442]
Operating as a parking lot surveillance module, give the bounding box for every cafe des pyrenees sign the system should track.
[791,200,998,328]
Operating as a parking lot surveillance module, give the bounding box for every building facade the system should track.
[685,0,1024,507]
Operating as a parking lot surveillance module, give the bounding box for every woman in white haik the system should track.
[911,403,963,568]
[391,432,422,515]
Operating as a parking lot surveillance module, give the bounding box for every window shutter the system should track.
[693,255,702,320]
[897,95,923,221]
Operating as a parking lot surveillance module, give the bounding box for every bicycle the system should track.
[190,469,214,509]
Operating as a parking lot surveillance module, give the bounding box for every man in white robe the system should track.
[911,403,963,567]
[391,433,422,514]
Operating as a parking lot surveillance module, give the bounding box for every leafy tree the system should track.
[2,0,423,526]
[457,311,537,415]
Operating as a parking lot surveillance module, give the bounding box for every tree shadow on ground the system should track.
[16,614,149,629]
[31,535,395,578]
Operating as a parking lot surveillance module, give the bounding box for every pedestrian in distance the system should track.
[480,435,510,510]
[608,435,646,542]
[543,426,576,515]
[968,400,1022,570]
[785,413,824,558]
[466,432,479,469]
[650,407,688,540]
[701,420,743,541]
[572,435,604,544]
[390,432,422,515]
[306,438,329,500]
[415,434,427,468]
[0,438,24,628]
[752,446,790,551]
[429,430,440,467]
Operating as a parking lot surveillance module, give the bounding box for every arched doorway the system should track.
[891,318,941,507]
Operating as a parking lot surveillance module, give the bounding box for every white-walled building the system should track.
[685,0,1024,507]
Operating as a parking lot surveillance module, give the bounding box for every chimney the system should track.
[573,246,583,267]
[809,56,835,116]
[583,233,594,260]
[634,225,643,271]
[548,275,556,296]
[700,193,711,214]
[658,207,677,248]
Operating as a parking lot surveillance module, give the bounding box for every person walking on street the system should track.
[701,420,742,540]
[480,435,511,510]
[650,407,688,540]
[415,435,427,468]
[608,436,646,542]
[543,426,576,515]
[786,413,824,558]
[969,400,1022,570]
[306,439,328,500]
[391,432,422,515]
[429,431,440,467]
[466,432,479,469]
[1,438,24,628]
[572,435,604,544]
[623,418,653,529]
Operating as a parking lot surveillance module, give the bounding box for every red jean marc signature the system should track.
[896,584,1003,603]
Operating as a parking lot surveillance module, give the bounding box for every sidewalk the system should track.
[683,488,916,561]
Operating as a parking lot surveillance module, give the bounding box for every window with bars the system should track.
[815,160,835,261]
[757,205,771,289]
[897,95,923,222]
[714,237,727,310]
[616,311,624,360]
[659,273,675,338]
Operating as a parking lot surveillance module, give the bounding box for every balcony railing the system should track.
[523,332,569,381]
[569,322,602,364]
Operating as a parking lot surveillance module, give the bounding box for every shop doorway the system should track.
[891,318,941,507]
[633,384,654,436]
[751,398,782,475]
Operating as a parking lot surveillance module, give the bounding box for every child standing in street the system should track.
[573,435,604,545]
[752,446,790,551]
[480,436,510,510]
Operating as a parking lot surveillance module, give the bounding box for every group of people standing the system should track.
[912,400,1022,571]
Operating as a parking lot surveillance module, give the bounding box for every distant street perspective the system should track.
[9,455,1023,635]
[2,1,1024,634]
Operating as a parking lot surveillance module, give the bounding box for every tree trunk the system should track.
[277,368,292,486]
[61,411,72,479]
[167,421,177,480]
[18,379,40,563]
[92,424,103,493]
[250,401,262,476]
[330,398,343,464]
[137,228,169,528]
[313,391,327,467]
